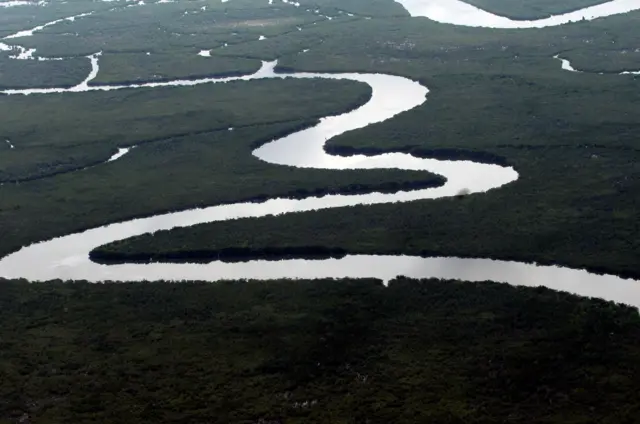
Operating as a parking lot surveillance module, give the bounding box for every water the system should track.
[554,55,640,75]
[107,146,135,162]
[1,0,639,307]
[394,0,640,28]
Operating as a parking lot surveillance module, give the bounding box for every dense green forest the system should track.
[94,9,640,280]
[0,56,90,89]
[2,0,639,280]
[0,1,115,35]
[1,278,639,423]
[91,53,261,85]
[0,78,371,181]
[2,2,637,284]
[2,0,640,422]
[12,1,327,58]
[0,115,444,260]
[93,143,640,279]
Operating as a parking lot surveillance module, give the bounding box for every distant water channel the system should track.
[394,0,640,28]
[1,0,640,308]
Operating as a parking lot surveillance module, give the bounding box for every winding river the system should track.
[1,0,640,307]
[394,0,640,28]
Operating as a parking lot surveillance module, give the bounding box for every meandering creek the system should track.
[1,0,640,307]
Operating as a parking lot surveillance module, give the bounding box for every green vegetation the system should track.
[288,0,408,18]
[14,1,325,57]
[2,0,640,422]
[0,55,89,89]
[560,47,640,73]
[0,118,443,260]
[2,0,640,281]
[98,15,640,279]
[463,0,609,20]
[0,78,372,182]
[90,53,261,85]
[3,1,640,279]
[217,10,640,73]
[97,146,640,279]
[0,1,114,35]
[1,278,639,423]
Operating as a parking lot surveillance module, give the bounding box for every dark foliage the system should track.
[0,278,638,423]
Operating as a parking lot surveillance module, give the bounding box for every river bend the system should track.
[1,0,639,307]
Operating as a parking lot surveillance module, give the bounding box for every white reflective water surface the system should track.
[107,146,135,162]
[394,0,640,28]
[1,0,639,308]
[554,54,640,75]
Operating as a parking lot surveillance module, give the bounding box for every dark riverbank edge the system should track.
[90,245,640,282]
[0,118,319,184]
[86,68,258,87]
[326,143,510,166]
[0,83,373,183]
[461,0,610,21]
